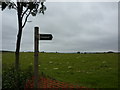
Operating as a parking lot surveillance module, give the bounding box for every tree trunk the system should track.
[15,2,22,71]
[15,2,23,89]
[15,20,22,70]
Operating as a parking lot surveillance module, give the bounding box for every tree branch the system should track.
[12,6,17,10]
[13,2,17,9]
[22,10,31,28]
[8,2,17,10]
[21,8,29,19]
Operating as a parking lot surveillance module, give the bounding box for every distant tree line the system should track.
[1,50,118,54]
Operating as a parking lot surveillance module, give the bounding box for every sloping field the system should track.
[2,52,118,88]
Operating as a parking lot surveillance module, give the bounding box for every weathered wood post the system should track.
[34,27,39,88]
[34,26,53,88]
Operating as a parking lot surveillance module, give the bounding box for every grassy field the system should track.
[2,52,118,88]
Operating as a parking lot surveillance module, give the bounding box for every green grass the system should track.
[2,52,118,88]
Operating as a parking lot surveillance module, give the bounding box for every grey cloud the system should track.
[2,2,118,52]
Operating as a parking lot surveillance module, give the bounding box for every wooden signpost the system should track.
[34,27,53,88]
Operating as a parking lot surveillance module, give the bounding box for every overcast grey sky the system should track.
[2,2,118,52]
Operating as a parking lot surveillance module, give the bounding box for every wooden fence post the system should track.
[34,27,39,89]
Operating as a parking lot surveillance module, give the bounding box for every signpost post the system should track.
[34,27,39,89]
[34,27,53,88]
